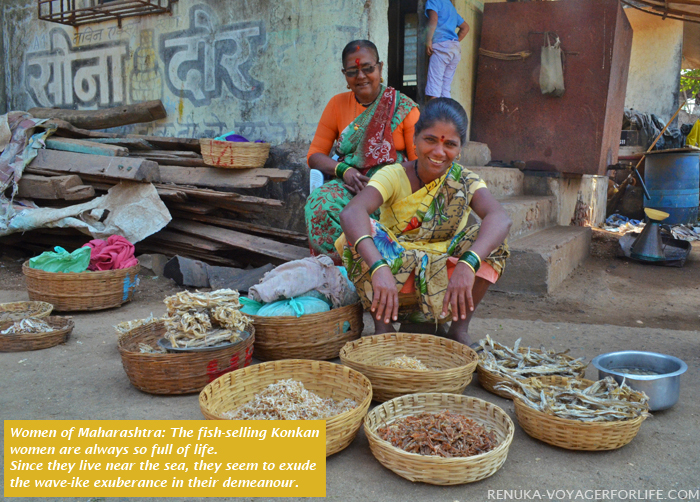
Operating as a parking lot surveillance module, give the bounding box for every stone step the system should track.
[498,195,557,240]
[466,166,524,197]
[492,225,591,295]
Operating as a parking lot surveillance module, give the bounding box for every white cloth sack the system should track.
[540,33,565,97]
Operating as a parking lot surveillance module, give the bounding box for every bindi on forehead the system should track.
[440,136,445,143]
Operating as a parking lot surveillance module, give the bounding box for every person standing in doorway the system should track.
[425,0,470,99]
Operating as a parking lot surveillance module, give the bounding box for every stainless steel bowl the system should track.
[592,351,687,411]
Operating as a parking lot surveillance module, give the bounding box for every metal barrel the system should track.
[644,151,700,225]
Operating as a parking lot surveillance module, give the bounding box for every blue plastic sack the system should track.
[28,246,91,273]
[256,297,330,318]
[240,297,263,315]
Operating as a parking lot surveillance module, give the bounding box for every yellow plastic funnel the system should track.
[644,208,670,221]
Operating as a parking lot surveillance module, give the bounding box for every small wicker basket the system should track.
[0,301,53,322]
[340,333,478,402]
[364,393,514,485]
[477,348,587,399]
[199,359,373,456]
[512,376,648,451]
[200,139,271,169]
[251,302,363,361]
[0,316,74,352]
[118,321,254,395]
[23,262,139,312]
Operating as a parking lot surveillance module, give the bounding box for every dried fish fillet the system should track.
[114,314,161,336]
[381,355,430,371]
[378,410,498,458]
[1,318,54,334]
[224,379,356,420]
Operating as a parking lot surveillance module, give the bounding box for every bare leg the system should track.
[445,277,491,346]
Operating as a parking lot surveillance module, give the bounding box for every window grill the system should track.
[38,0,177,28]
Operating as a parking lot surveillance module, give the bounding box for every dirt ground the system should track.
[1,230,699,502]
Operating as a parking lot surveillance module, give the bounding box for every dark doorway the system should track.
[388,0,427,104]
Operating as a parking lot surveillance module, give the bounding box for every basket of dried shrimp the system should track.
[23,261,139,311]
[199,139,270,169]
[250,302,363,361]
[476,336,587,399]
[364,393,514,485]
[501,376,649,451]
[117,320,254,395]
[0,316,74,352]
[199,359,372,456]
[0,301,53,322]
[339,333,478,402]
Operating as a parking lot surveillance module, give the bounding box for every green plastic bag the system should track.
[240,297,263,315]
[28,246,91,273]
[256,297,330,318]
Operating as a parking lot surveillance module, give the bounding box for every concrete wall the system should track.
[624,8,683,122]
[452,0,483,136]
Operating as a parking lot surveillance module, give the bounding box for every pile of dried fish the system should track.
[495,377,650,422]
[381,355,430,371]
[1,318,54,335]
[478,335,587,383]
[163,289,252,349]
[224,379,357,420]
[114,314,161,336]
[378,411,498,458]
[138,342,166,354]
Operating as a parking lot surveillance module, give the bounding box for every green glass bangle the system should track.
[353,234,372,249]
[459,250,481,272]
[458,259,476,275]
[368,258,388,277]
[370,263,390,279]
[335,162,351,179]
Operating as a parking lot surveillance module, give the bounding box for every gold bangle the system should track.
[370,263,390,279]
[353,234,372,249]
[458,259,476,275]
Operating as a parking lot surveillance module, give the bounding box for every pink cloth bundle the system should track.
[82,235,138,271]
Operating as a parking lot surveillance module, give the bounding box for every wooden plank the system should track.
[170,210,307,242]
[29,100,167,130]
[156,185,283,206]
[145,230,229,252]
[130,150,201,158]
[28,149,161,182]
[167,203,218,215]
[17,174,95,200]
[168,219,309,262]
[88,138,155,150]
[45,137,129,157]
[125,135,200,152]
[158,166,292,189]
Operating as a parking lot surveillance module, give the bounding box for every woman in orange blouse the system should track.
[304,39,419,262]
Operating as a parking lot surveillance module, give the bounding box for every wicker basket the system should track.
[364,393,514,485]
[0,301,53,322]
[477,348,587,399]
[118,321,254,395]
[200,139,271,169]
[340,333,478,402]
[251,302,363,361]
[199,359,372,456]
[0,316,74,352]
[23,262,140,312]
[512,376,647,451]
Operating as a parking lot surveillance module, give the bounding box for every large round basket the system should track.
[477,348,587,399]
[364,393,514,485]
[512,376,647,451]
[23,262,140,312]
[0,316,74,352]
[340,333,478,402]
[200,139,271,169]
[118,321,254,395]
[0,301,53,322]
[251,302,363,361]
[199,359,373,456]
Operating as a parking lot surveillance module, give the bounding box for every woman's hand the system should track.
[343,168,370,195]
[441,263,476,322]
[370,267,398,325]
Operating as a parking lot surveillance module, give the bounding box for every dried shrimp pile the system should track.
[224,379,356,420]
[478,335,587,383]
[163,289,252,349]
[1,318,54,335]
[378,411,498,458]
[496,377,650,422]
[381,355,430,371]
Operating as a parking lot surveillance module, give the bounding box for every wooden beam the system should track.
[29,100,167,130]
[28,149,161,182]
[158,166,292,189]
[168,219,309,262]
[88,138,155,150]
[45,137,129,157]
[16,174,95,200]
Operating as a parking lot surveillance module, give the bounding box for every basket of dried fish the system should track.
[0,301,53,322]
[0,316,74,352]
[117,319,254,395]
[476,336,588,399]
[498,376,649,451]
[23,261,139,311]
[199,359,373,456]
[250,302,363,361]
[364,393,514,485]
[339,333,478,402]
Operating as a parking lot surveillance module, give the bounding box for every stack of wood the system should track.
[4,100,309,267]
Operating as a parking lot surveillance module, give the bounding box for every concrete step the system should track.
[499,195,557,240]
[492,225,591,295]
[466,166,524,197]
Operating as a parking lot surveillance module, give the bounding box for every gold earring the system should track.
[347,84,351,89]
[380,77,384,83]
[456,153,461,161]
